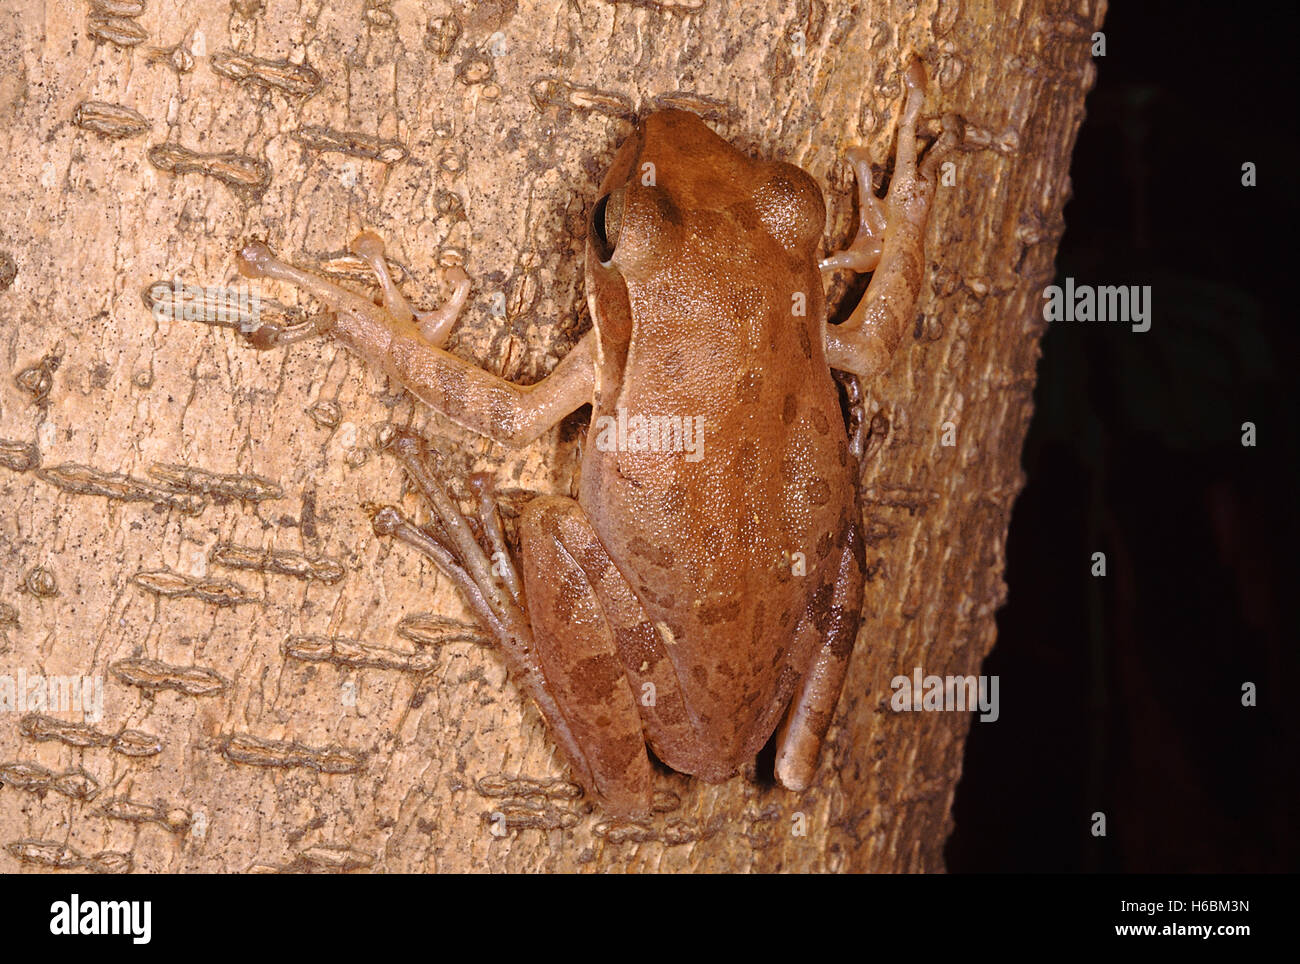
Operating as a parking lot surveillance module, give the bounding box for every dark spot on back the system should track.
[697,596,742,625]
[797,321,812,359]
[630,535,674,568]
[614,621,661,668]
[570,653,623,705]
[828,608,856,658]
[571,532,616,578]
[807,583,835,636]
[782,392,798,425]
[816,529,835,559]
[848,514,866,572]
[728,200,759,231]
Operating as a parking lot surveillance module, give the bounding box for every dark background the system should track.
[945,1,1298,872]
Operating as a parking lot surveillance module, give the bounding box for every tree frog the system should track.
[233,61,953,817]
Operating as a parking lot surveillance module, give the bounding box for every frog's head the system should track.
[584,109,825,382]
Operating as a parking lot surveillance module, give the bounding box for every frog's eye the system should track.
[589,189,624,264]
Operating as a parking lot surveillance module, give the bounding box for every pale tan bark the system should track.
[0,0,1103,872]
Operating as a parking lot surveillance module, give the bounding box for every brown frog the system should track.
[233,60,954,817]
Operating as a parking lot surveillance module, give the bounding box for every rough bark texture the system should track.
[0,0,1103,872]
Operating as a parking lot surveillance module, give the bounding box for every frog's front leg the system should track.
[822,60,960,379]
[376,434,654,817]
[347,231,470,346]
[235,236,594,446]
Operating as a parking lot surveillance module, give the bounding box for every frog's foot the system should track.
[235,236,469,350]
[371,430,651,817]
[348,231,470,348]
[823,59,962,380]
[879,59,961,231]
[819,147,886,275]
[376,431,525,621]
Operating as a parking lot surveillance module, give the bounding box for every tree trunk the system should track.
[0,0,1103,872]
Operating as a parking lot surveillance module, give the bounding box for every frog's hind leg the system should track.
[776,377,872,790]
[378,431,652,817]
[515,497,655,817]
[372,431,605,804]
[773,504,867,792]
[521,502,721,784]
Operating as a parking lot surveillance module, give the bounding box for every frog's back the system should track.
[581,201,859,775]
[577,108,863,775]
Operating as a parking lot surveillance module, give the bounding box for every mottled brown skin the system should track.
[233,60,953,817]
[579,109,863,785]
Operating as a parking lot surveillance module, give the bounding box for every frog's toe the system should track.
[236,240,277,279]
[348,230,386,260]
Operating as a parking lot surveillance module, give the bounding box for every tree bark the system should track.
[0,0,1103,872]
